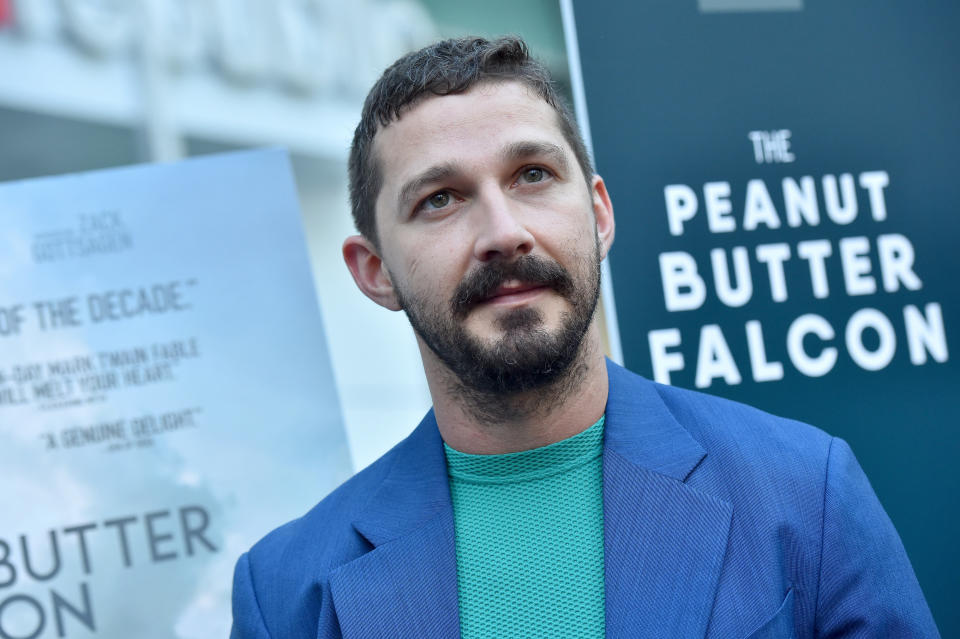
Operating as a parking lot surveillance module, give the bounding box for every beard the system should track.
[393,243,602,400]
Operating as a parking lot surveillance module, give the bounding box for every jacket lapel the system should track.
[326,362,733,639]
[327,411,460,639]
[603,361,733,638]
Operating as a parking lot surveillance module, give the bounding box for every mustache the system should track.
[451,255,575,318]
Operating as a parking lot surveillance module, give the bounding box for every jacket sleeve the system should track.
[230,552,274,639]
[815,437,940,638]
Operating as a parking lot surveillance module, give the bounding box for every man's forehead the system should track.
[372,81,569,179]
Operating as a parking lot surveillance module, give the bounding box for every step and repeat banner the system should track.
[573,0,958,634]
[0,150,351,638]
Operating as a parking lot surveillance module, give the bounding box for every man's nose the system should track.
[472,188,535,262]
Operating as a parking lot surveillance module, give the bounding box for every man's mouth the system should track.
[451,255,575,319]
[481,280,550,305]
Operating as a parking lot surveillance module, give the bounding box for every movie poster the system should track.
[572,1,959,633]
[0,150,352,638]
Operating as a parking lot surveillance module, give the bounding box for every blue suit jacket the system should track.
[231,361,939,638]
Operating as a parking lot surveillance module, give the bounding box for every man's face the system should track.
[368,81,613,394]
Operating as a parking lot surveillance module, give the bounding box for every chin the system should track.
[482,299,569,330]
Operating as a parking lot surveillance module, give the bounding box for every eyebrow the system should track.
[397,163,460,215]
[501,141,570,174]
[394,140,572,214]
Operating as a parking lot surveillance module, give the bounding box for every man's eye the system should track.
[521,167,545,183]
[426,192,451,209]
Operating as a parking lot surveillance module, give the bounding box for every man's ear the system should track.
[590,175,615,259]
[342,235,402,311]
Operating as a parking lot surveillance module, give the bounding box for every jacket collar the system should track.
[330,360,731,638]
[603,357,707,481]
[352,358,709,546]
[350,408,449,548]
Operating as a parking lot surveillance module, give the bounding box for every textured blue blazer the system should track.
[231,360,939,638]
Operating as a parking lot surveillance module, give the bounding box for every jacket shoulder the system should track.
[642,374,835,474]
[654,379,835,517]
[608,361,834,507]
[660,379,829,445]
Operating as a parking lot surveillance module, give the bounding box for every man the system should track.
[231,36,939,638]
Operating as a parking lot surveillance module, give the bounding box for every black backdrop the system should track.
[573,1,959,634]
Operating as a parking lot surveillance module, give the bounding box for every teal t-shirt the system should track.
[444,416,606,638]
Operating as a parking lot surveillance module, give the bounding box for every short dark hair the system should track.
[348,35,594,245]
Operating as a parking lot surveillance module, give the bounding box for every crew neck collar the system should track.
[444,416,605,484]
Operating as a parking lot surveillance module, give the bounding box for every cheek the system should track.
[534,218,596,265]
[408,236,467,281]
[406,252,426,281]
[399,248,461,307]
[523,190,597,245]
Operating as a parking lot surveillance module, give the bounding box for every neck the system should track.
[420,324,609,454]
